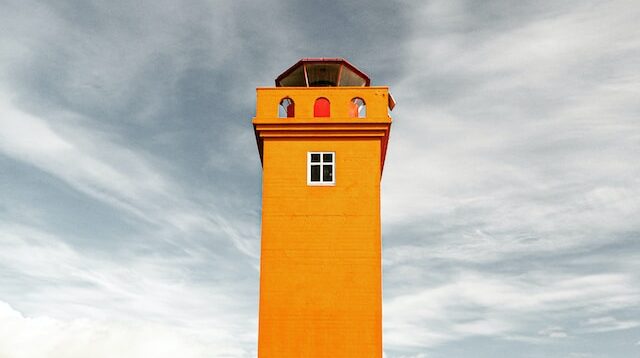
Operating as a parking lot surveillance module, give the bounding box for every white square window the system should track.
[308,152,335,186]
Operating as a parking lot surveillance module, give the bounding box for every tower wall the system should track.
[258,138,382,357]
[254,85,392,358]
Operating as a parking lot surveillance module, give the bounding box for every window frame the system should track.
[307,151,336,186]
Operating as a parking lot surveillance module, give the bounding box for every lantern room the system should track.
[275,58,371,87]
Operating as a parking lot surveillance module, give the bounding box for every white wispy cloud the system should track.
[0,93,259,258]
[384,0,640,230]
[0,300,248,358]
[382,3,640,354]
[537,326,568,339]
[384,272,640,349]
[0,222,257,356]
[581,316,640,333]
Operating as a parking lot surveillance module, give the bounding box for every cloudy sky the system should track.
[1,0,639,357]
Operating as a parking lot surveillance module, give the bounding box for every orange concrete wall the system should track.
[258,138,382,358]
[254,87,391,358]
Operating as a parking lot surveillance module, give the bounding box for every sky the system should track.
[0,0,639,357]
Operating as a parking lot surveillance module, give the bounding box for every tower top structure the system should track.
[254,58,395,172]
[275,58,371,87]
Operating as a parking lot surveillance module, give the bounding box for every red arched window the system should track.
[279,98,295,118]
[314,97,330,117]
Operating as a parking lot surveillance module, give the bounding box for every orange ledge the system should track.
[253,119,392,174]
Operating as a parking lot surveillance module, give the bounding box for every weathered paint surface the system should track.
[253,87,392,358]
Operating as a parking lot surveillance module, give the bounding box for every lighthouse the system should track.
[253,58,394,357]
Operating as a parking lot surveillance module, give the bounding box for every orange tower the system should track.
[253,58,394,357]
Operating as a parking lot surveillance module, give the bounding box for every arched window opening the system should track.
[278,98,295,118]
[314,97,330,117]
[349,98,366,118]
